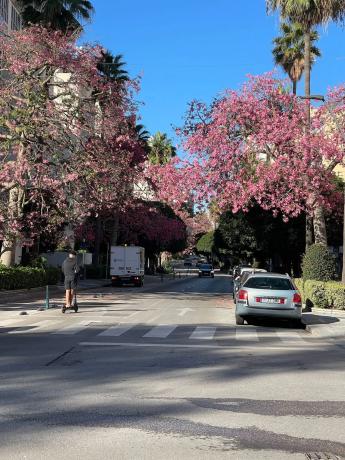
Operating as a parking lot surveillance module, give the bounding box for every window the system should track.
[244,277,293,290]
[200,264,212,270]
[11,4,21,30]
[0,0,9,23]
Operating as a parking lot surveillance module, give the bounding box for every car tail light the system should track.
[293,293,302,304]
[238,290,248,301]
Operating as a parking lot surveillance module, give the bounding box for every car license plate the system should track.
[256,297,283,304]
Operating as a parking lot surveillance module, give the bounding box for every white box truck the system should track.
[110,246,145,287]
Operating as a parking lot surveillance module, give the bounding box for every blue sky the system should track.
[83,0,345,144]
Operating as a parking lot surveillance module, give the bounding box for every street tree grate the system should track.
[306,453,343,460]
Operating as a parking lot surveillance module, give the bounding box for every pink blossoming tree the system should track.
[149,75,343,248]
[0,26,146,266]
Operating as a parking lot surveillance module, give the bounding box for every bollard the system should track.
[45,285,50,310]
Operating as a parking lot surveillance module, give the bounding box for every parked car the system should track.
[233,268,267,299]
[234,272,302,325]
[184,259,192,267]
[198,264,215,278]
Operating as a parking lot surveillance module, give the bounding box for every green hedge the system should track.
[294,278,345,310]
[302,244,337,281]
[0,266,60,290]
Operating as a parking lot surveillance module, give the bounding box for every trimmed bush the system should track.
[304,280,328,309]
[302,244,337,282]
[324,282,345,310]
[294,278,345,310]
[0,266,60,290]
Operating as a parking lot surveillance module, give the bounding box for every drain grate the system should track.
[306,453,343,460]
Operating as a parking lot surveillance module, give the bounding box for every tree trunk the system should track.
[341,185,345,283]
[111,213,119,246]
[0,187,24,267]
[92,217,102,265]
[305,214,313,251]
[293,80,297,96]
[304,28,328,247]
[304,28,311,124]
[0,240,15,267]
[313,205,327,246]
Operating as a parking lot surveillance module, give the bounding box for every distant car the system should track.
[234,272,302,325]
[198,264,215,278]
[232,265,251,278]
[184,260,192,267]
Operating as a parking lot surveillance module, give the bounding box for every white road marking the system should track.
[78,341,320,351]
[97,323,137,337]
[275,330,308,342]
[53,321,94,335]
[1,319,25,327]
[147,315,162,324]
[189,326,216,340]
[178,308,194,317]
[9,320,57,334]
[143,324,178,338]
[235,327,259,342]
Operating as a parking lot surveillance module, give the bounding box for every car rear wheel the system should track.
[236,315,245,325]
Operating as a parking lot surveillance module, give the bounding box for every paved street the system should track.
[1,274,345,459]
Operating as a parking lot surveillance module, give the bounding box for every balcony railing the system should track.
[0,0,22,31]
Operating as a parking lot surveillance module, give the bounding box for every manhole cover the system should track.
[306,453,342,460]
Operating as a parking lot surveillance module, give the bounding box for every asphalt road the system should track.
[0,274,344,460]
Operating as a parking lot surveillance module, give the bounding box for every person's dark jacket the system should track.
[62,258,80,281]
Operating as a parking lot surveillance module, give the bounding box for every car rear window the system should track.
[200,264,212,269]
[243,277,293,290]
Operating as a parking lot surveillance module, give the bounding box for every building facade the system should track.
[0,0,22,31]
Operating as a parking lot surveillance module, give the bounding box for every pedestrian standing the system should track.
[62,250,80,310]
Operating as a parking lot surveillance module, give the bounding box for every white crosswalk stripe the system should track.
[97,323,137,337]
[8,320,57,334]
[143,324,178,338]
[53,321,94,335]
[235,327,259,342]
[275,330,308,342]
[1,319,25,327]
[189,326,216,340]
[0,318,313,344]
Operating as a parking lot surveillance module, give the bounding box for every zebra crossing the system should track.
[0,317,312,344]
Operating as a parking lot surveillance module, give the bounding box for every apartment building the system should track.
[0,0,22,31]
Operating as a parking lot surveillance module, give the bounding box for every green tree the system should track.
[148,132,177,165]
[19,0,94,32]
[302,244,337,281]
[267,0,345,247]
[196,231,215,257]
[214,212,257,266]
[273,22,320,94]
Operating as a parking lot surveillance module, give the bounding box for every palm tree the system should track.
[97,52,129,84]
[148,132,177,165]
[135,124,150,143]
[273,22,320,95]
[18,0,94,32]
[267,1,345,122]
[267,0,345,247]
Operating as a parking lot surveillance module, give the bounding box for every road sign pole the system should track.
[45,285,50,310]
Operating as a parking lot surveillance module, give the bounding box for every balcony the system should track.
[0,0,22,31]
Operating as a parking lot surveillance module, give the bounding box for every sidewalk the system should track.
[0,273,191,315]
[303,308,345,340]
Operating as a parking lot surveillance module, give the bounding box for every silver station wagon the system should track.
[235,273,302,325]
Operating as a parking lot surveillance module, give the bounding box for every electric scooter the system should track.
[61,292,78,313]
